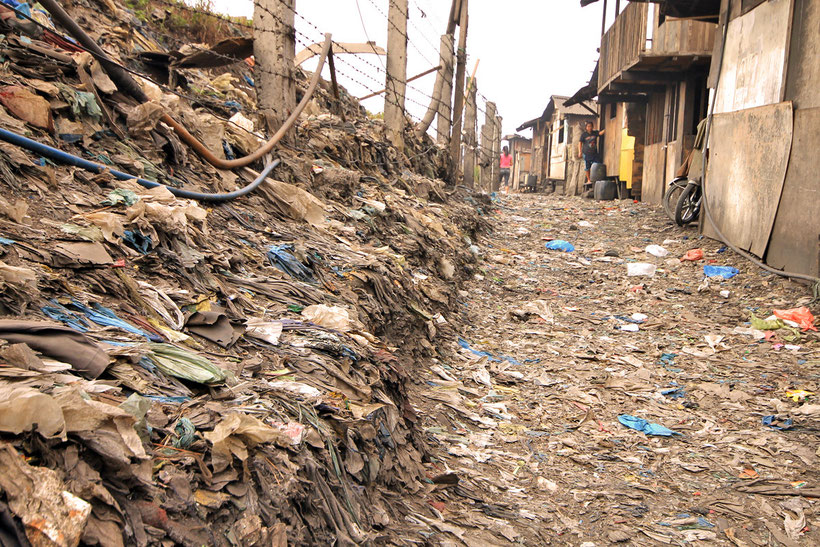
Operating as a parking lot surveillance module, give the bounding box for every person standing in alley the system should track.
[578,121,604,183]
[499,145,512,192]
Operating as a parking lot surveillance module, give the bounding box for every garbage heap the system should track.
[0,1,489,544]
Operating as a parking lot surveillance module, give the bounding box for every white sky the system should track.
[209,0,610,138]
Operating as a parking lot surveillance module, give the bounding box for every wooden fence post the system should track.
[448,0,468,183]
[463,79,477,188]
[493,114,502,191]
[385,0,408,152]
[480,101,496,192]
[254,0,295,134]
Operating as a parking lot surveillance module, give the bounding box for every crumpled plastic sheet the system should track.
[545,240,575,252]
[618,414,681,436]
[266,244,315,283]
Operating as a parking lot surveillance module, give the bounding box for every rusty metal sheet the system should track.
[703,102,793,258]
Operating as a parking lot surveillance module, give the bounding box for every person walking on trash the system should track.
[499,145,512,192]
[577,121,604,183]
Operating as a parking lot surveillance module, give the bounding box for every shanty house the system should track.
[572,0,818,276]
[571,0,716,201]
[502,135,532,191]
[700,0,819,276]
[516,95,596,195]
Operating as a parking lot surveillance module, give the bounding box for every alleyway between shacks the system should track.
[406,193,819,546]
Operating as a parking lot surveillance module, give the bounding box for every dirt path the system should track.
[406,193,819,546]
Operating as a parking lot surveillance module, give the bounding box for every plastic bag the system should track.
[703,265,738,279]
[645,245,668,257]
[545,240,575,252]
[627,263,656,277]
[681,248,704,261]
[773,307,817,332]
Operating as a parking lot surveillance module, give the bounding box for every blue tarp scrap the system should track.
[458,337,521,366]
[0,236,15,245]
[762,415,793,430]
[44,299,159,340]
[69,300,158,340]
[703,265,739,279]
[41,300,91,332]
[266,244,315,283]
[618,414,681,437]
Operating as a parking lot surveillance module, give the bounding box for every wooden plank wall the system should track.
[703,103,793,257]
[642,143,666,205]
[651,17,717,55]
[598,2,647,91]
[713,0,791,113]
[766,107,820,276]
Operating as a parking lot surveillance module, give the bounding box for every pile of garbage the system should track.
[0,0,488,544]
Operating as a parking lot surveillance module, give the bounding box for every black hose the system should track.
[0,128,279,202]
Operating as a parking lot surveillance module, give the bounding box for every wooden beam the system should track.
[360,65,440,101]
[609,82,667,93]
[619,70,686,82]
[597,93,649,104]
[295,41,385,66]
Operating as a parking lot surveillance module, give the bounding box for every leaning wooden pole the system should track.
[254,0,296,135]
[463,78,477,188]
[416,35,453,138]
[384,0,408,152]
[448,0,468,184]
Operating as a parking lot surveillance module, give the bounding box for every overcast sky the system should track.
[209,1,611,138]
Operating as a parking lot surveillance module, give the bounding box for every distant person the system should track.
[578,121,604,183]
[499,146,512,191]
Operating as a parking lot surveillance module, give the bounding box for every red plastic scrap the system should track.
[681,248,704,262]
[773,307,817,331]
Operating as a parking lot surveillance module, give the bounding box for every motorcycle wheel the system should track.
[675,182,702,226]
[663,177,689,222]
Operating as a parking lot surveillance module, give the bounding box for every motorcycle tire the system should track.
[675,182,702,226]
[663,177,689,222]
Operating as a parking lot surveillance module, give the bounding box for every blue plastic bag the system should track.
[703,265,739,279]
[618,414,681,436]
[545,240,575,253]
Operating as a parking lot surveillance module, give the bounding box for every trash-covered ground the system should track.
[408,192,819,545]
[0,1,817,545]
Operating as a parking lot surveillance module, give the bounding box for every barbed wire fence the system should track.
[99,0,500,181]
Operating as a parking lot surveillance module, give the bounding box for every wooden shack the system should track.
[703,0,819,276]
[516,95,596,194]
